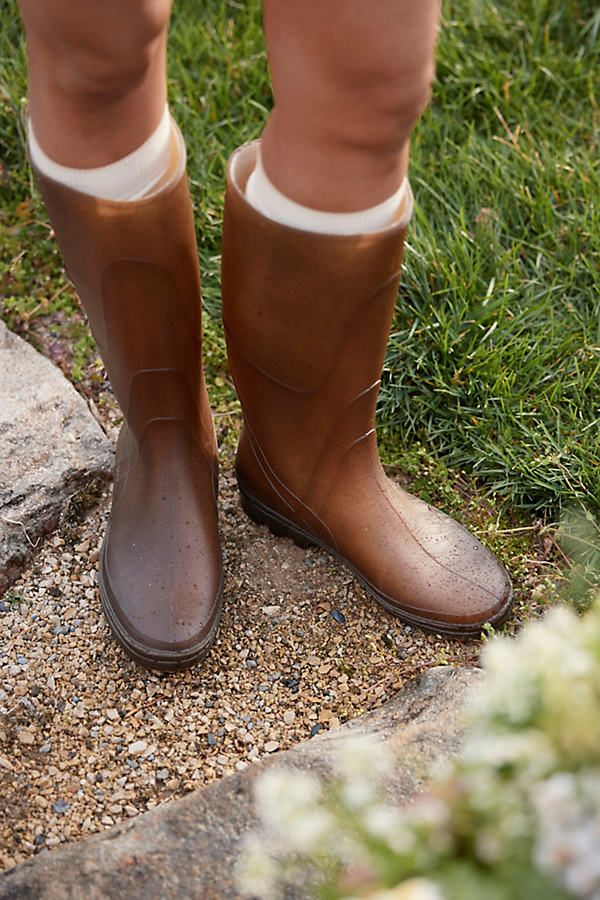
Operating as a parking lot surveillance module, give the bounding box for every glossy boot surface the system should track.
[221,142,513,636]
[34,154,223,670]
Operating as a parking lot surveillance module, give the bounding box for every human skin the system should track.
[261,0,440,210]
[18,0,439,212]
[18,0,172,167]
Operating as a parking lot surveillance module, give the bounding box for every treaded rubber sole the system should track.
[99,538,223,672]
[237,476,514,638]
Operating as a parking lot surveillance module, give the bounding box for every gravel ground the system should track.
[0,465,480,871]
[0,457,559,872]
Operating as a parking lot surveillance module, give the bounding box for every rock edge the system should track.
[0,666,481,900]
[0,322,113,594]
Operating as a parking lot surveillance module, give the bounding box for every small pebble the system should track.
[264,741,279,753]
[51,800,70,815]
[127,741,147,757]
[283,710,295,726]
[261,606,280,617]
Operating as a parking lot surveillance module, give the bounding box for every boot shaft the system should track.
[221,142,407,506]
[33,166,213,452]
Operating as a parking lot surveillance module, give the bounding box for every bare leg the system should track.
[261,0,440,211]
[18,0,172,167]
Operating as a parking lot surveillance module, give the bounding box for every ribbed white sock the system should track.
[245,149,413,235]
[28,105,177,201]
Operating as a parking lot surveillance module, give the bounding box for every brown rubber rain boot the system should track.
[221,141,513,636]
[32,128,223,670]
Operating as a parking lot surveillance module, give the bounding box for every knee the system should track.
[22,0,170,105]
[326,56,436,158]
[273,50,436,164]
[58,34,165,106]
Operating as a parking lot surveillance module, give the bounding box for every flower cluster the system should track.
[237,600,600,899]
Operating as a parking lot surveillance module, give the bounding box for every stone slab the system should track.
[0,321,113,594]
[0,666,481,899]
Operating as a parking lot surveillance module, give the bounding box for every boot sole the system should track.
[237,476,514,638]
[98,537,224,672]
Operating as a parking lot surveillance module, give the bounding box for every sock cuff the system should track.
[28,105,176,201]
[245,149,413,236]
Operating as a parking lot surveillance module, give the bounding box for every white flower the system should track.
[340,776,378,811]
[413,797,450,830]
[533,771,600,898]
[335,734,395,783]
[361,877,445,899]
[254,769,321,831]
[470,604,600,763]
[471,637,540,725]
[241,599,600,900]
[236,834,278,899]
[462,730,557,777]
[253,768,336,855]
[288,806,337,855]
[474,828,505,864]
[335,735,395,811]
[360,803,415,854]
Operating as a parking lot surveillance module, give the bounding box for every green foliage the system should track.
[440,861,569,900]
[560,509,600,610]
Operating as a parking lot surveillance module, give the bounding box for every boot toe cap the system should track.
[99,544,223,670]
[383,518,514,633]
[347,484,515,634]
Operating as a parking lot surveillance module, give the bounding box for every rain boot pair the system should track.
[34,140,512,670]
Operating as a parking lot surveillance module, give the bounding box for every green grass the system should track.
[1,0,598,518]
[380,0,600,513]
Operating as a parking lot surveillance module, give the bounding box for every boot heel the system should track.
[238,483,315,550]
